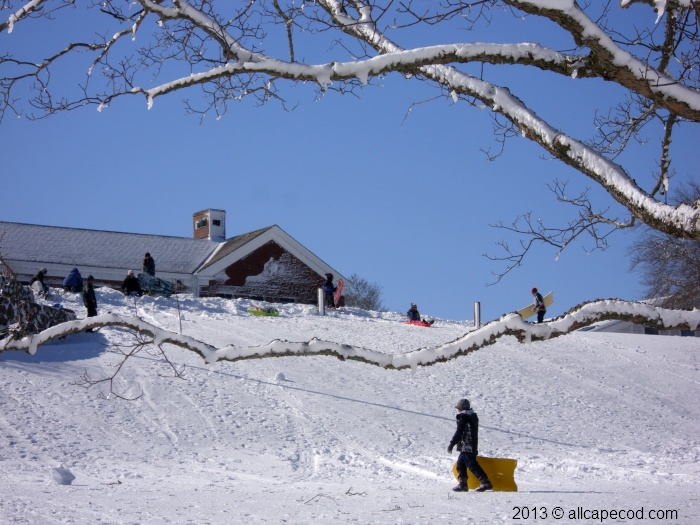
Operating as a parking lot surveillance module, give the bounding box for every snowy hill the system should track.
[1,288,698,524]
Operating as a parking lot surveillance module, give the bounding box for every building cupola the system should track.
[193,209,226,241]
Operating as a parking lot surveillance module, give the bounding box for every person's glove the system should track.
[447,445,454,454]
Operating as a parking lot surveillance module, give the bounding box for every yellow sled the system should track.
[516,291,553,320]
[452,456,518,492]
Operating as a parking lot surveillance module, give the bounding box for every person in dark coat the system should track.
[62,268,84,292]
[406,303,434,325]
[448,398,492,492]
[532,287,546,323]
[121,270,143,296]
[82,275,98,331]
[323,273,336,308]
[29,267,49,296]
[143,253,156,276]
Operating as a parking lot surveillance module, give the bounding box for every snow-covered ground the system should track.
[1,288,698,524]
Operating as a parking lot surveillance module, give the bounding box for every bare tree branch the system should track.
[72,332,186,400]
[486,180,633,283]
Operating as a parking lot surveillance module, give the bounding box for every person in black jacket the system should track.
[121,271,143,296]
[448,398,492,492]
[406,303,434,325]
[143,253,156,276]
[323,273,336,308]
[407,303,421,321]
[29,268,49,297]
[82,275,98,332]
[532,287,546,323]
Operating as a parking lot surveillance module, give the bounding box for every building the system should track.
[0,210,343,304]
[579,319,699,337]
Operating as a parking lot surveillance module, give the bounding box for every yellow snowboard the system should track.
[452,456,518,491]
[516,291,553,320]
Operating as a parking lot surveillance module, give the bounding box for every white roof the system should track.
[0,222,219,274]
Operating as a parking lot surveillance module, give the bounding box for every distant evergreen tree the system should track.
[343,273,384,311]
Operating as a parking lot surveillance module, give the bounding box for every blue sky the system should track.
[1,4,694,322]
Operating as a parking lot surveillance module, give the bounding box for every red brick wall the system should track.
[202,241,325,304]
[193,211,210,240]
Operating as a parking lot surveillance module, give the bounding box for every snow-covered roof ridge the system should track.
[196,225,274,272]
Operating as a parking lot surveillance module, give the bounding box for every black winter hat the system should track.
[455,398,471,411]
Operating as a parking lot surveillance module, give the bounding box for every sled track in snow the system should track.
[260,358,443,482]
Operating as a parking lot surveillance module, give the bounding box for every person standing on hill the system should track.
[323,273,336,308]
[143,252,156,276]
[448,398,492,492]
[532,287,546,323]
[82,275,98,332]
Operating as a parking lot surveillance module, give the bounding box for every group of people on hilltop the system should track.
[30,267,98,331]
[35,261,548,331]
[86,253,156,329]
[118,253,155,298]
[27,252,157,330]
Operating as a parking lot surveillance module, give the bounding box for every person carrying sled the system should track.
[121,270,143,296]
[82,275,98,332]
[406,303,434,325]
[531,287,546,324]
[62,268,84,293]
[323,273,336,308]
[448,398,492,492]
[29,268,49,297]
[143,252,156,276]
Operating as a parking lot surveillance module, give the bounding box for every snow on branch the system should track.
[315,0,700,242]
[507,0,700,118]
[2,302,697,370]
[0,313,223,361]
[142,42,581,105]
[1,0,47,34]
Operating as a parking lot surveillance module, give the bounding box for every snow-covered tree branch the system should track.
[2,0,699,255]
[2,301,698,370]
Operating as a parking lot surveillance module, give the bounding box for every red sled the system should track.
[404,320,432,327]
[334,278,344,306]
